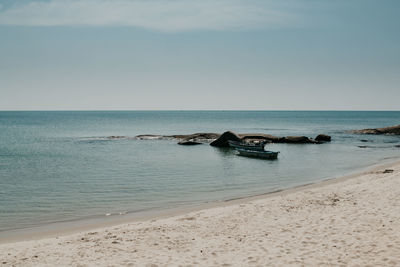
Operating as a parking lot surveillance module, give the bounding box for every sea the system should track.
[0,111,399,234]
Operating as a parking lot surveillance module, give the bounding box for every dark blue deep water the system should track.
[0,111,399,232]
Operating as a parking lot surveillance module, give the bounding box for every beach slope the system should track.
[1,163,400,266]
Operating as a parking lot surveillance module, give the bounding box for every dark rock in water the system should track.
[281,136,318,144]
[395,145,400,148]
[383,169,394,173]
[239,133,281,143]
[178,141,203,145]
[352,124,400,135]
[360,139,372,142]
[210,131,241,147]
[315,134,331,142]
[358,145,369,148]
[172,133,220,142]
[239,134,318,144]
[239,133,324,144]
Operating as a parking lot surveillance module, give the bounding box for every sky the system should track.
[0,0,399,110]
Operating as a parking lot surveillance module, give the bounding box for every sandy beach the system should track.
[1,161,400,266]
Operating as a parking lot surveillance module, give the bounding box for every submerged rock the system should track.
[315,134,331,142]
[352,124,400,135]
[280,136,318,144]
[210,131,242,147]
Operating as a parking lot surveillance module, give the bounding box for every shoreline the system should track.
[1,157,399,245]
[2,159,400,265]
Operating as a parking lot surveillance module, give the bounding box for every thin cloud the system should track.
[0,0,299,31]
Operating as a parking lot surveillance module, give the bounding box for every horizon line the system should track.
[1,109,399,112]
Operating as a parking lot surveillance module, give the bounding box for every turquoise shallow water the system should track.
[0,111,399,232]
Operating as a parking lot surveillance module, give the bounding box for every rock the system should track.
[352,129,380,134]
[178,141,203,145]
[135,133,220,142]
[383,169,394,173]
[210,131,242,147]
[315,134,331,142]
[137,132,328,145]
[239,133,281,143]
[280,136,317,144]
[352,124,400,135]
[376,125,400,134]
[172,133,220,142]
[239,133,322,144]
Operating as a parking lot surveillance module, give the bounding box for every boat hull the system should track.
[228,140,265,151]
[236,148,279,159]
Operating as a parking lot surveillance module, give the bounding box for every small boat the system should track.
[235,148,279,159]
[228,140,266,151]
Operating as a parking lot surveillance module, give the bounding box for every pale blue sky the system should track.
[0,0,399,110]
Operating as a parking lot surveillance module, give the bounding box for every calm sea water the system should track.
[0,111,399,232]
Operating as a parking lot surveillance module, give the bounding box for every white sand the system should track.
[1,162,400,266]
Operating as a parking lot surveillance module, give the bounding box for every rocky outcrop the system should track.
[136,131,331,145]
[281,136,318,144]
[239,133,281,143]
[171,133,220,142]
[135,133,220,142]
[315,134,331,142]
[239,134,320,144]
[210,131,242,147]
[210,132,323,146]
[352,124,400,135]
